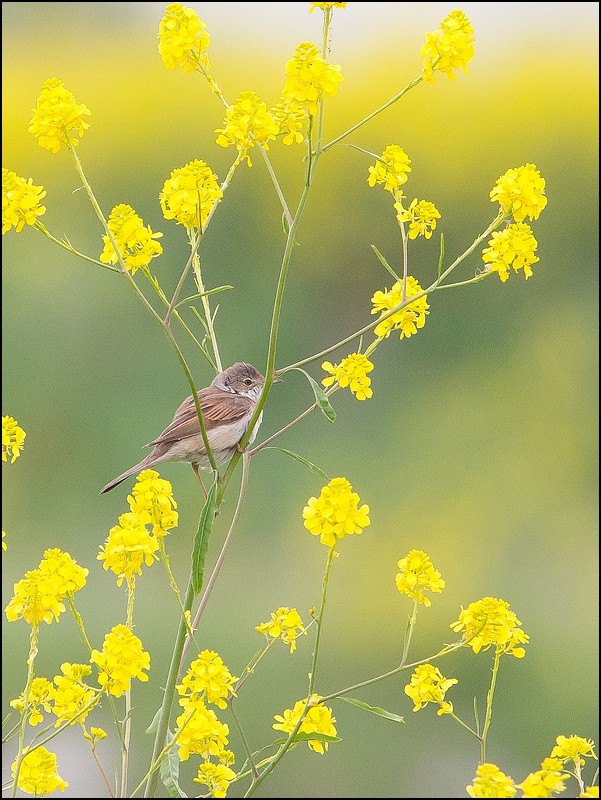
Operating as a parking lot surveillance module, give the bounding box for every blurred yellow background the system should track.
[2,3,598,797]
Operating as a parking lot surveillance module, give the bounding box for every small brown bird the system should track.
[100,362,271,494]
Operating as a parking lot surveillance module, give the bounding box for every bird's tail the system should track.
[100,453,163,494]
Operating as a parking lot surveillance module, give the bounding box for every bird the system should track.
[100,362,273,494]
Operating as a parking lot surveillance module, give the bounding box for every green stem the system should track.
[34,222,119,271]
[309,547,335,694]
[228,700,258,779]
[400,600,418,667]
[278,211,506,374]
[480,648,501,763]
[259,147,293,228]
[10,625,39,798]
[321,75,423,152]
[120,584,136,797]
[67,595,93,652]
[450,712,482,741]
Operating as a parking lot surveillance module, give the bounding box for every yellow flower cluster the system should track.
[99,204,163,275]
[175,702,231,762]
[177,650,238,711]
[11,746,68,796]
[283,41,343,116]
[481,223,539,283]
[404,663,458,716]
[98,469,177,585]
[371,276,429,340]
[551,735,597,767]
[255,607,307,653]
[2,415,26,462]
[194,762,237,798]
[273,694,337,754]
[515,759,569,797]
[157,2,211,72]
[396,198,441,240]
[2,170,46,235]
[368,145,412,193]
[51,663,97,726]
[395,549,445,607]
[5,549,88,625]
[160,159,223,230]
[270,96,307,146]
[90,624,150,697]
[216,91,280,166]
[127,468,178,536]
[450,596,529,657]
[28,77,91,153]
[467,763,517,798]
[10,678,55,727]
[321,353,374,401]
[309,2,347,11]
[421,9,475,83]
[490,163,548,223]
[302,477,370,548]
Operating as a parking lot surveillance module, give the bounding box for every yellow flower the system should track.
[421,9,475,84]
[395,550,445,607]
[2,530,6,551]
[89,727,108,741]
[2,169,46,234]
[404,663,458,715]
[100,204,163,274]
[482,223,539,283]
[371,276,429,340]
[450,597,529,657]
[98,512,159,586]
[177,650,238,710]
[467,763,517,798]
[216,91,280,166]
[321,353,374,400]
[302,477,370,548]
[157,3,211,72]
[160,159,223,231]
[255,607,307,653]
[368,145,412,192]
[5,569,66,625]
[127,469,178,537]
[90,624,150,697]
[490,163,548,222]
[516,764,569,798]
[2,415,26,462]
[283,42,343,115]
[51,663,98,726]
[309,2,347,11]
[550,735,597,767]
[580,788,599,798]
[396,198,441,240]
[37,548,88,596]
[10,678,55,727]
[194,762,237,798]
[270,96,307,146]
[175,701,230,761]
[11,746,68,796]
[273,694,337,754]
[28,77,91,153]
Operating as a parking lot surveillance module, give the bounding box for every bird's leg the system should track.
[192,463,207,498]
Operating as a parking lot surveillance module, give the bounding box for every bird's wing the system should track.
[145,388,253,446]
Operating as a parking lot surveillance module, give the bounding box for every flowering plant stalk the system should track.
[2,4,596,799]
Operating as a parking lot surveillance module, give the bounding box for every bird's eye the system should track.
[244,378,252,386]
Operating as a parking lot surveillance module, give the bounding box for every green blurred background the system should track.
[2,3,598,797]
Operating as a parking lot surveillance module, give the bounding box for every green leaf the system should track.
[341,697,405,724]
[292,368,336,422]
[191,478,218,594]
[437,231,445,279]
[159,740,188,798]
[174,285,233,309]
[145,707,161,735]
[261,447,330,479]
[371,245,401,282]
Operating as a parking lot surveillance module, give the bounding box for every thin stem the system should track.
[67,596,93,652]
[120,584,136,797]
[34,222,119,272]
[228,701,258,779]
[309,547,335,694]
[480,648,501,763]
[10,625,39,798]
[321,75,423,152]
[449,712,482,741]
[89,740,115,798]
[184,452,251,665]
[164,230,201,325]
[400,600,418,667]
[259,147,293,228]
[278,211,506,374]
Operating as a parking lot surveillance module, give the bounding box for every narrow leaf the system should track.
[437,231,445,279]
[261,447,330,479]
[191,478,218,594]
[341,697,405,724]
[371,245,401,282]
[293,368,336,422]
[145,707,161,735]
[174,286,233,309]
[159,742,188,798]
[343,143,382,160]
